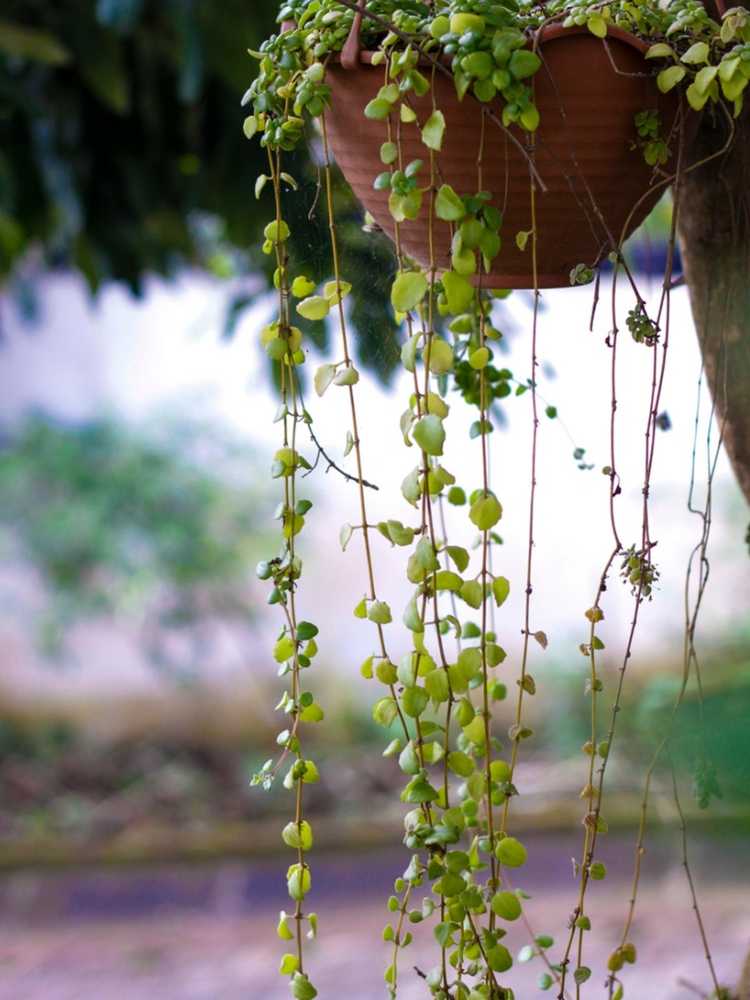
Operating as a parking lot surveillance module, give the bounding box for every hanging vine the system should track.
[246,2,747,997]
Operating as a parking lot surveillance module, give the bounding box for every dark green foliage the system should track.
[0,1,401,377]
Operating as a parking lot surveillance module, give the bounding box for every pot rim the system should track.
[343,22,650,68]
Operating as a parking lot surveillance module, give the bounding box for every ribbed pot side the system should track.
[325,28,680,288]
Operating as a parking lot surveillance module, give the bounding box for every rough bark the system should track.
[678,101,750,507]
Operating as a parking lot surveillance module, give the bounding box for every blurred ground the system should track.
[1,836,748,999]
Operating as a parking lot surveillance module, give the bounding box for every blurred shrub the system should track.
[0,414,269,669]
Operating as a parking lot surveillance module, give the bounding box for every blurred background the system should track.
[0,4,749,999]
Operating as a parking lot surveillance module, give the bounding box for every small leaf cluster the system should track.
[247,0,749,167]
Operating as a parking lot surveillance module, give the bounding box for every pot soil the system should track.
[324,25,684,288]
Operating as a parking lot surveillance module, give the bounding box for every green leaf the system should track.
[452,241,476,276]
[277,911,294,940]
[300,701,324,724]
[681,41,710,65]
[694,65,718,96]
[402,685,429,718]
[380,141,398,164]
[364,98,392,120]
[324,279,352,304]
[427,338,454,374]
[509,49,541,80]
[333,365,360,386]
[586,14,607,38]
[646,43,675,60]
[398,741,421,774]
[492,576,510,607]
[515,229,532,251]
[274,636,295,664]
[402,771,438,803]
[339,523,354,551]
[391,271,428,312]
[719,56,741,84]
[435,570,462,592]
[495,836,528,868]
[368,600,393,625]
[533,630,548,650]
[291,973,318,1000]
[264,220,290,243]
[297,296,330,321]
[373,696,399,727]
[469,347,489,370]
[413,414,445,456]
[401,467,422,506]
[415,537,439,571]
[425,668,450,703]
[280,952,299,975]
[491,890,522,921]
[421,109,446,151]
[435,184,465,222]
[574,967,592,986]
[403,597,424,633]
[460,580,483,609]
[487,944,513,973]
[282,820,313,850]
[447,750,475,777]
[442,271,475,314]
[446,546,470,572]
[287,863,311,901]
[589,860,607,880]
[686,81,709,111]
[469,492,503,530]
[0,19,71,64]
[314,363,337,397]
[381,520,415,546]
[520,104,540,132]
[292,275,316,298]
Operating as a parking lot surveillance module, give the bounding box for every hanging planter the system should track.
[324,22,684,288]
[245,4,748,998]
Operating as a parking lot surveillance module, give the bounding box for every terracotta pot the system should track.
[324,25,683,288]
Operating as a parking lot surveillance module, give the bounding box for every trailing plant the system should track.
[247,2,746,998]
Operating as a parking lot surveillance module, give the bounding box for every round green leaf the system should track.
[297,296,330,321]
[496,836,528,868]
[491,890,522,921]
[391,271,428,312]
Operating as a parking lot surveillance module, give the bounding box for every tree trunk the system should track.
[678,101,750,507]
